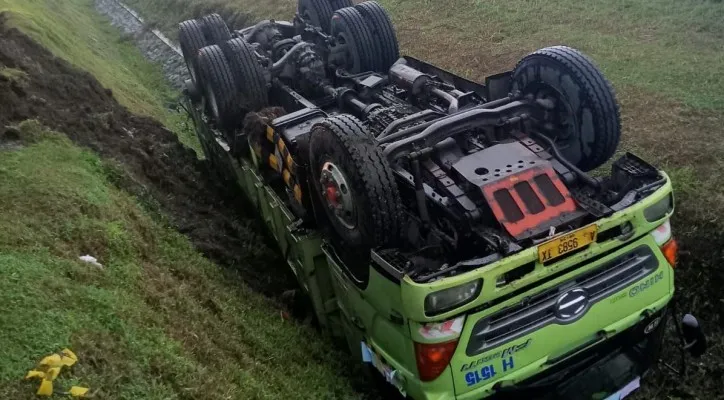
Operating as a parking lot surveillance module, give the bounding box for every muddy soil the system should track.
[0,15,297,298]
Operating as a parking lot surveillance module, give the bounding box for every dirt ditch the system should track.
[0,15,298,299]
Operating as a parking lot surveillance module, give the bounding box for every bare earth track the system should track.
[0,15,297,298]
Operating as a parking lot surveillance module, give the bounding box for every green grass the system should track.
[0,66,29,84]
[383,0,724,109]
[0,0,202,155]
[0,121,362,399]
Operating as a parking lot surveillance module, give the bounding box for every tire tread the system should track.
[513,45,621,171]
[356,1,400,72]
[222,38,269,113]
[310,114,402,255]
[179,19,207,86]
[332,7,380,73]
[198,45,239,131]
[201,14,232,44]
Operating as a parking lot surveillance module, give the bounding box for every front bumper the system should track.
[395,292,671,400]
[489,306,667,399]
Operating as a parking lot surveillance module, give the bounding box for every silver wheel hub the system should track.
[319,161,355,229]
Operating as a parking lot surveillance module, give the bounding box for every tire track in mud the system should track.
[0,15,298,299]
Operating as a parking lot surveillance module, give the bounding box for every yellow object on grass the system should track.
[25,348,89,397]
[37,379,54,396]
[68,386,90,396]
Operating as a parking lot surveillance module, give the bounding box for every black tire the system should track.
[330,8,380,74]
[332,0,354,8]
[296,0,353,32]
[221,38,269,114]
[511,46,621,171]
[179,19,207,88]
[355,1,400,73]
[298,0,335,32]
[197,45,240,132]
[309,115,402,274]
[201,14,232,44]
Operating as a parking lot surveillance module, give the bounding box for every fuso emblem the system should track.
[555,288,589,320]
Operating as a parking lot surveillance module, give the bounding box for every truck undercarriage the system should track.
[182,2,666,283]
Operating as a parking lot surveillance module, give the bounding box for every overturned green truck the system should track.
[178,1,705,398]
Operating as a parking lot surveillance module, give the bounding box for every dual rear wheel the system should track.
[299,1,400,74]
[179,14,232,89]
[179,15,269,134]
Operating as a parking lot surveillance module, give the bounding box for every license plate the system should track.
[538,224,598,263]
[605,377,640,400]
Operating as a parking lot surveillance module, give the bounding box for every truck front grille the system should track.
[466,245,658,356]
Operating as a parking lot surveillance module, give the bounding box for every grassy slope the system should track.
[0,123,359,399]
[127,0,724,395]
[0,1,361,399]
[0,0,201,154]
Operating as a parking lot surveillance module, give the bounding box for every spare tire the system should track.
[298,0,354,33]
[511,46,621,171]
[330,7,380,74]
[201,14,232,44]
[179,19,207,88]
[221,38,269,115]
[197,45,240,133]
[309,115,403,278]
[355,1,400,73]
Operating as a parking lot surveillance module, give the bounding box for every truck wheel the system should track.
[355,1,400,73]
[512,46,621,171]
[330,7,380,74]
[197,45,240,133]
[298,0,332,32]
[298,0,353,32]
[201,14,232,44]
[221,38,269,115]
[179,19,207,88]
[309,115,402,270]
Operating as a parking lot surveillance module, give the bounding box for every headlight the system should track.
[644,193,673,222]
[425,280,482,316]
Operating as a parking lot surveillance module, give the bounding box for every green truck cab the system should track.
[178,2,701,398]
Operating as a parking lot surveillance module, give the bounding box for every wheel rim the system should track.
[335,31,359,73]
[319,161,356,229]
[331,15,362,73]
[300,7,320,28]
[524,82,578,154]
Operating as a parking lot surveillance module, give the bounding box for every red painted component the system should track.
[325,185,339,206]
[481,166,577,239]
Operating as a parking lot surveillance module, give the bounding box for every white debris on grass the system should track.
[79,255,103,269]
